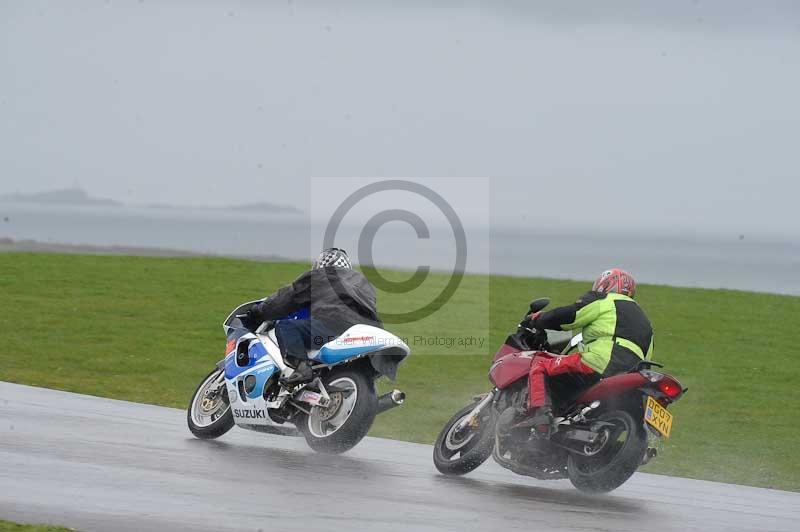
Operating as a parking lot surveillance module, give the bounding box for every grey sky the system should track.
[1,0,799,239]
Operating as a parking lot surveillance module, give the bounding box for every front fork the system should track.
[206,370,227,398]
[454,389,497,432]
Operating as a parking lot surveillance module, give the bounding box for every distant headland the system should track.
[0,187,303,214]
[0,188,122,207]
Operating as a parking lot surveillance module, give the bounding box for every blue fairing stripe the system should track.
[317,344,380,365]
[224,354,239,380]
[225,339,269,379]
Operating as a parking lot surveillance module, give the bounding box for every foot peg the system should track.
[513,407,554,438]
[280,361,313,386]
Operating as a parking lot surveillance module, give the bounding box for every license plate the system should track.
[644,396,673,438]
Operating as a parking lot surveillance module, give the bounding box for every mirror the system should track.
[529,297,550,313]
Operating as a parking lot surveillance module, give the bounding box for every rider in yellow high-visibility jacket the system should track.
[526,269,654,434]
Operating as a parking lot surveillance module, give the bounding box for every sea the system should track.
[1,202,798,296]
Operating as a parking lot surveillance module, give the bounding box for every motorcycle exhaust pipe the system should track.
[641,447,658,466]
[377,390,405,414]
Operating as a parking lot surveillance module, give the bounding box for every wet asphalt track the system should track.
[1,381,798,532]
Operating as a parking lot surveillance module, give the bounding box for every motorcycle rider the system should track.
[243,248,382,385]
[524,268,653,434]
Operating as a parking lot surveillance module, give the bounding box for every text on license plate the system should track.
[644,396,673,438]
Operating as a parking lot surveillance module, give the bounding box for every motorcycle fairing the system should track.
[221,328,286,428]
[224,332,271,379]
[223,324,409,428]
[489,351,538,388]
[311,324,410,367]
[493,342,521,362]
[575,372,649,404]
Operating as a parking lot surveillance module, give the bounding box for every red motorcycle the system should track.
[433,298,685,493]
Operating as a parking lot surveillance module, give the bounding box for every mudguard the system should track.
[367,347,409,382]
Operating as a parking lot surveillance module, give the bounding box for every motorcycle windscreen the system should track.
[493,331,533,361]
[223,303,311,334]
[493,342,520,361]
[222,300,264,333]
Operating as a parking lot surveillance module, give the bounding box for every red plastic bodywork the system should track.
[489,350,556,389]
[489,341,663,405]
[575,372,649,403]
[493,343,520,362]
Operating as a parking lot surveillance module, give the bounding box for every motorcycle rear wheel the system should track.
[433,400,496,476]
[567,409,647,493]
[297,367,377,455]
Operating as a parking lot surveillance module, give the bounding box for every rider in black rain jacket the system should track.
[245,248,381,384]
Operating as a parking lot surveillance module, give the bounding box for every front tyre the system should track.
[297,368,377,454]
[567,409,647,493]
[187,368,234,439]
[433,400,496,476]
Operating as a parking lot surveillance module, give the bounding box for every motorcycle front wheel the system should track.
[433,399,496,476]
[567,409,647,493]
[187,368,235,439]
[297,367,377,454]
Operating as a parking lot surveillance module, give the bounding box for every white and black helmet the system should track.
[312,248,352,269]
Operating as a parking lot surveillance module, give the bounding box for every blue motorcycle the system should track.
[187,300,410,454]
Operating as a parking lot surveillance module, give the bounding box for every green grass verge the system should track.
[1,252,798,491]
[0,520,75,532]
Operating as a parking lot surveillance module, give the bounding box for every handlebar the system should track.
[515,319,548,351]
[234,313,270,334]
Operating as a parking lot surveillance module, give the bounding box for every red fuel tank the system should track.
[489,351,536,389]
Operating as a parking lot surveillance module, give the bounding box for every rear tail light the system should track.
[657,377,683,400]
[640,370,685,402]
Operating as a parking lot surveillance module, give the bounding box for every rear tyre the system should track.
[297,368,377,454]
[567,409,647,493]
[433,400,496,476]
[188,369,234,439]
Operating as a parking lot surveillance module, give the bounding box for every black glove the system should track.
[519,310,541,331]
[241,305,264,331]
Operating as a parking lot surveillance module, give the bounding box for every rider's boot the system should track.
[513,405,554,438]
[280,360,313,386]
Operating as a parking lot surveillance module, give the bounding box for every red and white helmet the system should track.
[592,268,637,298]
